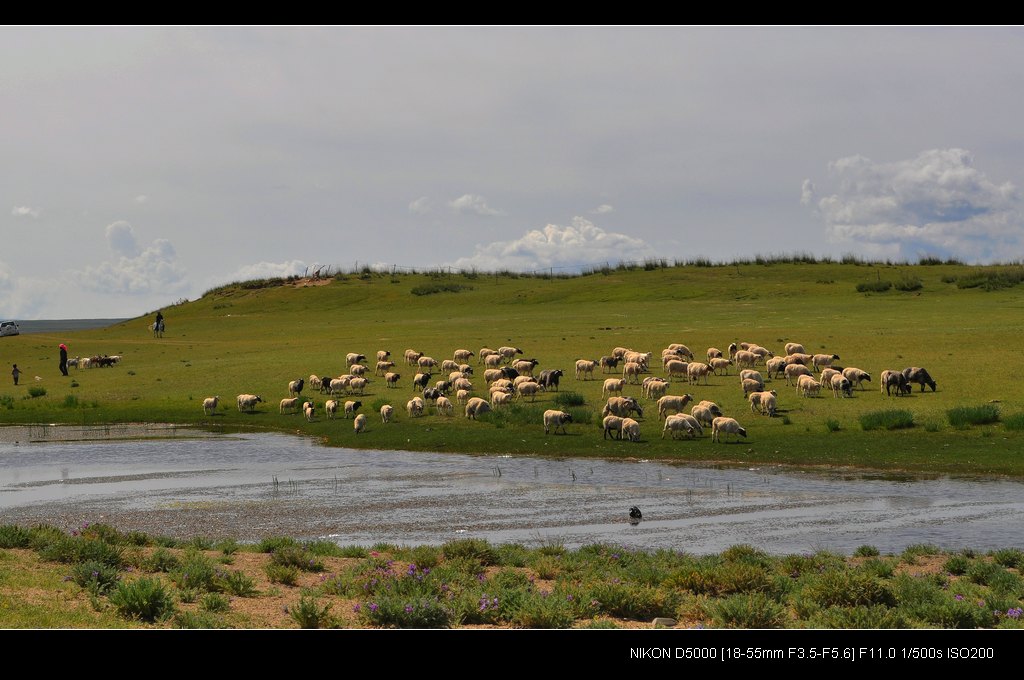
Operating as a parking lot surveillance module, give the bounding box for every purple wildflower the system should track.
[955,594,964,601]
[404,605,414,613]
[369,602,379,612]
[352,603,361,613]
[1007,608,1022,619]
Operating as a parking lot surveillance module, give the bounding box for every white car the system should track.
[0,321,19,337]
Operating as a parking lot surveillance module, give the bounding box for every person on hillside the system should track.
[59,343,69,376]
[154,310,165,336]
[12,364,21,386]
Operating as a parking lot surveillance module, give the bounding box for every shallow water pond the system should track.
[1,429,1022,553]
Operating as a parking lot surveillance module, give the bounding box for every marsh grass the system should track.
[109,577,176,622]
[288,596,334,628]
[860,409,914,431]
[947,404,1000,429]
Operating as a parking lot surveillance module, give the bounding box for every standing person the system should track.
[59,343,69,376]
[12,364,21,385]
[154,310,164,337]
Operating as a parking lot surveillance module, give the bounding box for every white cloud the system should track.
[77,224,187,295]
[408,196,432,215]
[800,179,814,206]
[448,194,504,216]
[808,149,1022,261]
[11,206,39,218]
[591,204,615,214]
[134,194,148,204]
[105,220,140,257]
[224,259,309,282]
[450,217,656,272]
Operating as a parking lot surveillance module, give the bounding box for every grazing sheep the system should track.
[453,349,474,363]
[538,369,564,392]
[456,389,471,405]
[413,373,432,391]
[733,350,758,369]
[881,370,911,396]
[404,349,423,366]
[602,415,625,440]
[498,346,524,363]
[380,404,393,423]
[621,417,642,442]
[435,396,453,416]
[237,394,262,412]
[346,353,366,366]
[422,387,441,402]
[385,372,401,388]
[765,356,787,380]
[348,377,368,395]
[819,368,841,388]
[375,361,396,376]
[642,377,669,400]
[434,379,453,395]
[345,400,362,418]
[603,396,644,419]
[349,364,367,377]
[279,397,300,414]
[709,357,733,375]
[691,403,720,427]
[624,351,653,370]
[288,379,305,397]
[303,401,316,422]
[602,378,625,397]
[465,396,491,419]
[202,396,219,416]
[516,382,543,402]
[484,368,504,384]
[376,350,391,363]
[797,375,821,398]
[711,416,747,443]
[543,409,573,435]
[657,394,693,419]
[418,356,439,371]
[662,414,701,439]
[513,359,540,377]
[739,369,764,385]
[728,342,738,359]
[748,346,773,364]
[665,359,689,382]
[812,354,841,372]
[784,342,806,356]
[748,390,778,416]
[441,360,461,374]
[707,347,724,362]
[599,356,620,373]
[784,364,813,385]
[667,344,694,361]
[458,365,474,376]
[742,378,765,396]
[453,377,473,393]
[491,391,513,407]
[842,367,872,390]
[622,361,644,384]
[484,354,504,368]
[308,375,323,392]
[687,362,712,385]
[478,348,498,364]
[353,413,366,433]
[328,377,350,395]
[575,359,597,380]
[325,399,339,420]
[407,397,425,418]
[611,347,632,361]
[830,374,853,398]
[902,367,937,392]
[784,353,813,366]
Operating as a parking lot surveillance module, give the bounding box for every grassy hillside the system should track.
[3,261,1023,475]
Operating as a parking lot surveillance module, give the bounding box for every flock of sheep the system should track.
[202,341,936,444]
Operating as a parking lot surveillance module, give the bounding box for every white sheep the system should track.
[308,375,323,392]
[602,378,625,397]
[377,350,391,363]
[484,354,503,368]
[441,360,461,374]
[353,413,366,433]
[491,391,513,407]
[603,396,644,419]
[687,362,711,385]
[667,344,694,361]
[741,378,764,396]
[711,416,747,443]
[456,389,471,405]
[543,409,573,435]
[622,361,643,384]
[575,359,597,380]
[453,377,473,393]
[478,348,498,364]
[453,349,474,363]
[513,359,539,377]
[785,353,813,366]
[829,374,853,398]
[418,356,439,371]
[328,377,350,395]
[280,397,300,414]
[657,394,693,419]
[812,353,841,372]
[765,356,787,380]
[611,347,633,360]
[465,396,491,419]
[380,404,393,423]
[690,403,719,427]
[739,369,764,385]
[346,352,366,366]
[733,350,758,369]
[348,377,368,395]
[303,401,315,421]
[709,357,733,375]
[385,372,401,388]
[707,347,724,362]
[749,346,773,364]
[498,346,523,362]
[784,342,805,356]
[237,394,262,412]
[748,390,778,416]
[435,396,453,416]
[797,375,821,398]
[375,361,396,376]
[602,415,625,440]
[344,400,362,418]
[784,364,812,385]
[325,399,339,420]
[842,367,872,390]
[404,349,423,366]
[516,382,543,402]
[202,396,219,416]
[484,369,504,384]
[621,417,641,442]
[407,397,425,418]
[349,364,367,377]
[643,377,669,400]
[662,414,699,439]
[819,368,841,388]
[288,379,305,397]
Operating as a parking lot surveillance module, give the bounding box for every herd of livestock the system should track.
[209,342,937,443]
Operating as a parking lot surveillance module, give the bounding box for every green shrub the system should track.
[857,558,895,580]
[893,274,923,292]
[200,592,231,613]
[966,560,1006,586]
[392,545,441,570]
[586,582,679,620]
[1003,413,1024,431]
[496,543,531,568]
[901,543,942,561]
[0,395,14,409]
[856,279,892,293]
[265,563,299,586]
[216,539,240,555]
[256,536,299,553]
[38,537,124,568]
[145,547,181,573]
[109,577,176,622]
[442,538,498,566]
[708,593,787,628]
[270,545,324,572]
[990,548,1024,570]
[860,409,914,431]
[803,569,896,608]
[70,560,121,594]
[357,596,452,628]
[303,540,347,557]
[853,545,879,557]
[509,591,576,628]
[948,404,1000,428]
[335,545,370,558]
[173,610,228,629]
[218,570,258,597]
[171,552,218,592]
[0,525,32,549]
[810,605,909,629]
[289,596,334,629]
[944,554,972,576]
[27,386,46,398]
[825,418,841,432]
[410,282,472,296]
[553,392,585,408]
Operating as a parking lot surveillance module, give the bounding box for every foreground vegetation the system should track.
[2,261,1024,475]
[1,523,1021,629]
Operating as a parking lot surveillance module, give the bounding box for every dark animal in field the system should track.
[902,367,937,393]
[881,370,911,396]
[629,506,643,521]
[413,373,432,391]
[600,356,620,373]
[538,369,564,392]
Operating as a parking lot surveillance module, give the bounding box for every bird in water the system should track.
[629,506,642,523]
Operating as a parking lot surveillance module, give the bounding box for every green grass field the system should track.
[3,261,1023,475]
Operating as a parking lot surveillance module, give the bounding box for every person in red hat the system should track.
[59,343,69,376]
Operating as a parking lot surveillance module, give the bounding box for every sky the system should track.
[3,26,1024,319]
